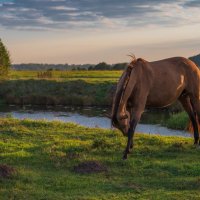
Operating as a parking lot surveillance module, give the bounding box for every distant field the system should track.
[9,70,123,82]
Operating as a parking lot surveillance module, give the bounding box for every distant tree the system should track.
[88,66,94,70]
[112,63,127,70]
[0,38,11,78]
[94,62,111,70]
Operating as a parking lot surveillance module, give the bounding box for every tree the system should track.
[0,38,11,78]
[93,62,111,70]
[112,63,127,70]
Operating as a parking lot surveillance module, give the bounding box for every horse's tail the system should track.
[111,63,136,127]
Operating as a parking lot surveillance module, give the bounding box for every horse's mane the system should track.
[111,56,137,127]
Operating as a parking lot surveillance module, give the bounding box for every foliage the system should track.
[0,38,11,78]
[112,63,127,70]
[0,118,199,199]
[13,62,127,71]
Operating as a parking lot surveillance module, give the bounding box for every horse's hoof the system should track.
[122,154,127,160]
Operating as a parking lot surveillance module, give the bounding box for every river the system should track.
[0,105,191,138]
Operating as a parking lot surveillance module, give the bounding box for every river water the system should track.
[0,105,191,138]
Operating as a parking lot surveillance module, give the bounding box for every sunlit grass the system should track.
[1,118,200,199]
[8,70,123,82]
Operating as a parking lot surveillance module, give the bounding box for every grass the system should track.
[1,118,200,199]
[8,70,122,81]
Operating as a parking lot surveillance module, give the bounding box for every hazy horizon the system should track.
[1,0,200,64]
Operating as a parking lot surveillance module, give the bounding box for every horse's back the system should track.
[146,57,200,107]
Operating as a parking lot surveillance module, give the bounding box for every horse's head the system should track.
[111,97,132,136]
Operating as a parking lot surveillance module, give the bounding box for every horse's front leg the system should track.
[130,138,134,149]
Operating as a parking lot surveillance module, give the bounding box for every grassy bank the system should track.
[1,118,200,199]
[0,70,183,113]
[0,70,119,106]
[0,79,115,106]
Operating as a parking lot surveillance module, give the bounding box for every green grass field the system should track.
[8,70,122,82]
[0,118,200,199]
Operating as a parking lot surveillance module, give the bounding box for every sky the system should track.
[0,0,200,64]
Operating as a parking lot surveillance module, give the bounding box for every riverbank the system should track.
[0,70,183,112]
[1,118,200,199]
[0,79,114,106]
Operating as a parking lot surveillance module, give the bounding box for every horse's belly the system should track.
[146,95,177,108]
[146,79,185,108]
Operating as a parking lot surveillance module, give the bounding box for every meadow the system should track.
[1,118,200,200]
[8,70,122,81]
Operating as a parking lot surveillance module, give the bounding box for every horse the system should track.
[111,56,200,159]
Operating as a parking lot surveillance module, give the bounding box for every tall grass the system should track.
[162,112,189,130]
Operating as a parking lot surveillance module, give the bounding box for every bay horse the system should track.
[111,56,200,159]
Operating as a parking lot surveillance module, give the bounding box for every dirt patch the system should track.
[0,164,17,179]
[73,161,107,174]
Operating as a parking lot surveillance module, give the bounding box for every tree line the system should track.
[12,62,128,71]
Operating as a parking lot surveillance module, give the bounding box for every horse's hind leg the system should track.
[123,110,142,160]
[179,95,199,144]
[189,97,200,145]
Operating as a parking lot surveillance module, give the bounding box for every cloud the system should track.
[184,0,200,7]
[0,0,200,30]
